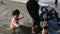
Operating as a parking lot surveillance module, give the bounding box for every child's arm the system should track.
[13,22,20,27]
[19,17,24,20]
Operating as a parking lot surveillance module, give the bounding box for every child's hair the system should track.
[12,9,20,16]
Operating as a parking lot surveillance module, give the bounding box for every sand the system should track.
[0,0,60,34]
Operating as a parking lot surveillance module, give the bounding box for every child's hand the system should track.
[21,17,24,18]
[13,22,20,27]
[14,23,20,27]
[19,17,24,20]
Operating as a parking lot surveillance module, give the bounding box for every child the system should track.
[10,9,24,30]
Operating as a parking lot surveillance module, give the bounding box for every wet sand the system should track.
[0,0,60,34]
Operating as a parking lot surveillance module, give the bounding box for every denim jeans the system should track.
[47,19,60,34]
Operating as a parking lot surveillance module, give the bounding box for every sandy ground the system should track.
[0,0,60,34]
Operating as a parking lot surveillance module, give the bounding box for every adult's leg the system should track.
[42,28,48,34]
[55,0,58,6]
[32,22,36,34]
[31,15,42,34]
[35,16,42,34]
[41,21,48,34]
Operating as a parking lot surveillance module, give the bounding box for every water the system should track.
[11,0,60,3]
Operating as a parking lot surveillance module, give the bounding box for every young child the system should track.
[10,9,24,30]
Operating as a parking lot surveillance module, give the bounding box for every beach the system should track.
[11,0,60,3]
[0,0,60,34]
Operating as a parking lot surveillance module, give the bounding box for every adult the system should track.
[26,0,42,34]
[55,0,58,6]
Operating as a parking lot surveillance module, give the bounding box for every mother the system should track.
[26,0,42,34]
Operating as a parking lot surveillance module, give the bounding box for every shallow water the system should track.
[11,0,60,3]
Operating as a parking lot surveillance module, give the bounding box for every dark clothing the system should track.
[55,0,58,6]
[40,6,58,21]
[40,6,48,21]
[40,6,49,29]
[47,8,58,20]
[26,0,42,33]
[26,0,40,25]
[40,6,59,30]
